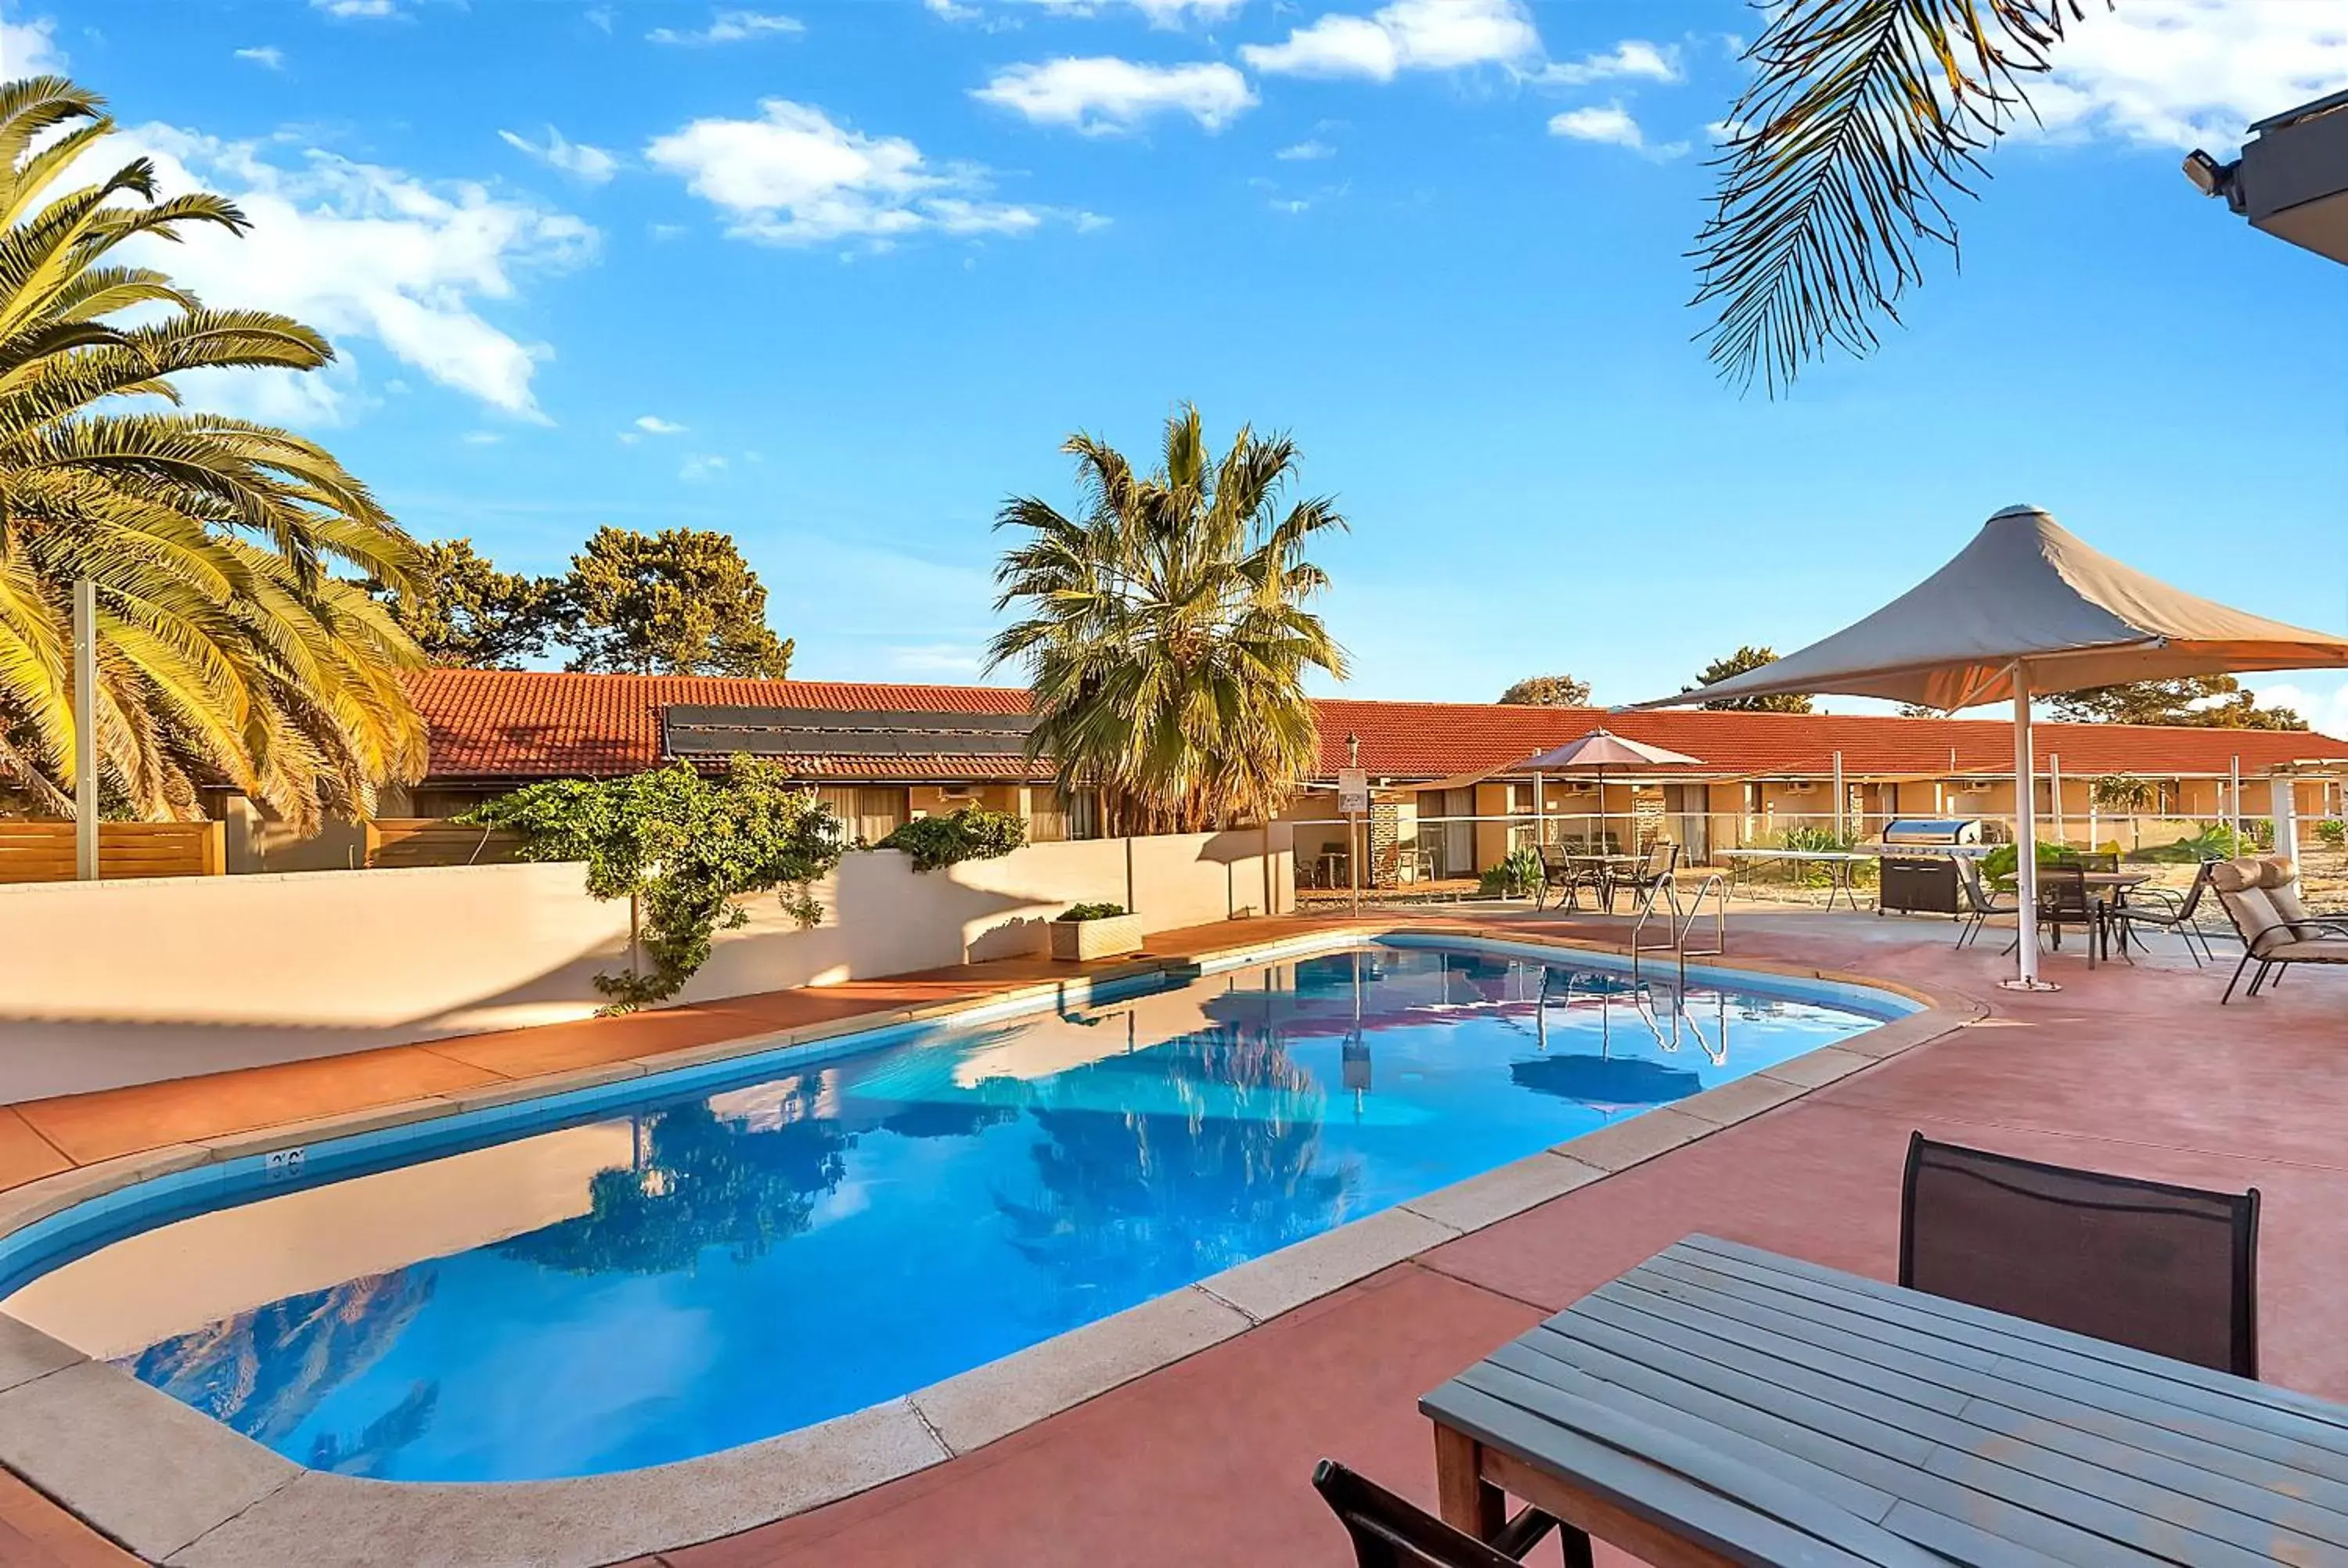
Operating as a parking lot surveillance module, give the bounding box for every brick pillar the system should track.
[1369,799,1402,887]
[1632,788,1667,853]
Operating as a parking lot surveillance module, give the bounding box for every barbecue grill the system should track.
[1872,818,1985,915]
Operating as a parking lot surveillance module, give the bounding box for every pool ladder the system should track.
[1629,872,1727,980]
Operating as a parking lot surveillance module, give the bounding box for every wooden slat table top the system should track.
[1421,1235,2348,1566]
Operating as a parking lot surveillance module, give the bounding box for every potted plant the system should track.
[1049,901,1143,961]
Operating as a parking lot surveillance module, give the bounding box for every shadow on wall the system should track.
[0,829,1296,1102]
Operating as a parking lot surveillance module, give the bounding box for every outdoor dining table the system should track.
[1717,848,1874,912]
[1423,1233,2348,1566]
[1554,853,1642,914]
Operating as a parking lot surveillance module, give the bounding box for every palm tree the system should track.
[0,76,426,829]
[1693,1,2087,393]
[987,405,1348,835]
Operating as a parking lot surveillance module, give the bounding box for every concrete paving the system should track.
[2,904,2337,1566]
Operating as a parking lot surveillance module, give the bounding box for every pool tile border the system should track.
[0,922,1986,1567]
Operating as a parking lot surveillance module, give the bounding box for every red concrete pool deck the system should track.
[7,909,2347,1566]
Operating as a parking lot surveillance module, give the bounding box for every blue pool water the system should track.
[2,940,1906,1482]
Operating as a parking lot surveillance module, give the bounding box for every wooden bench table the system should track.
[1423,1234,2348,1566]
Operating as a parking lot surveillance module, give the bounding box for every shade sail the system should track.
[1519,728,1704,771]
[1633,506,2348,711]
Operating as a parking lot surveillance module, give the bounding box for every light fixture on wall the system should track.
[2188,88,2348,265]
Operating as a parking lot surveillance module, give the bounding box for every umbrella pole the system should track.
[2002,668,2057,991]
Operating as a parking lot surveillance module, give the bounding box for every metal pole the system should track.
[2004,667,2054,991]
[2230,754,2242,850]
[1831,750,1845,843]
[2049,752,2062,848]
[1349,810,1359,917]
[1532,771,1544,849]
[73,578,98,881]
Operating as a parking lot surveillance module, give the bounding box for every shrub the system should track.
[875,807,1026,872]
[2131,822,2245,864]
[1980,840,2088,883]
[1060,901,1127,921]
[2317,819,2346,849]
[461,757,845,1011]
[1476,844,1544,897]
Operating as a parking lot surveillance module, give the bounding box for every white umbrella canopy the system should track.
[1633,505,2348,990]
[1514,728,1705,855]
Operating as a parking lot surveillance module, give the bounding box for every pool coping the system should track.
[0,922,1984,1567]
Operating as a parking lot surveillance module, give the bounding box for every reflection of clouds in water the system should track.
[124,1268,438,1462]
[462,1282,716,1479]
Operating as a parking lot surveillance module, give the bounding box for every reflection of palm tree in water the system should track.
[501,1092,852,1276]
[996,1023,1356,1300]
[126,1268,438,1469]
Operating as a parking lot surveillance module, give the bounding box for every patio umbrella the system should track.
[1630,505,2348,990]
[1517,728,1703,853]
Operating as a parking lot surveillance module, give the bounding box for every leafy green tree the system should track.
[1687,646,1814,713]
[369,538,567,669]
[461,757,845,1008]
[1498,674,1592,707]
[0,77,426,829]
[988,405,1349,834]
[2050,676,2307,730]
[564,526,794,678]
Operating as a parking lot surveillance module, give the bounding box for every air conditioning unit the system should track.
[1958,780,1995,794]
[938,784,981,802]
[1781,782,1818,795]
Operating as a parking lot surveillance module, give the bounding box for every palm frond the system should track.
[1692,0,2088,393]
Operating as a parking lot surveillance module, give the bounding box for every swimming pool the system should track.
[2,937,1910,1483]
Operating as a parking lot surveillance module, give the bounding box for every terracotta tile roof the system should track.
[407,668,2348,786]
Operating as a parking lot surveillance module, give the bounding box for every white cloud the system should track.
[679,453,729,483]
[234,45,286,69]
[646,9,804,45]
[2249,679,2348,740]
[460,431,503,445]
[1241,0,1537,81]
[1013,0,1247,25]
[1548,103,1645,148]
[2,16,64,72]
[2025,0,2348,149]
[973,57,1256,134]
[926,0,984,16]
[499,126,620,185]
[585,5,614,31]
[634,414,686,434]
[311,0,402,17]
[648,99,1061,244]
[1532,39,1681,87]
[1277,138,1334,160]
[106,124,595,422]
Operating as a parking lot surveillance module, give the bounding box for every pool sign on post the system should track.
[1340,733,1367,917]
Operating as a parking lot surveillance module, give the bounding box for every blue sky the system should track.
[9,0,2347,725]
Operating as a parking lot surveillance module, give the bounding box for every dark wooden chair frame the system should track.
[1312,1458,1579,1568]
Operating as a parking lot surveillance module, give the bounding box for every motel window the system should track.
[815,787,909,845]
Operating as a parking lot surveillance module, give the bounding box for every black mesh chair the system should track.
[1900,1133,2260,1376]
[2025,863,2104,964]
[2112,858,2220,965]
[1311,1461,1577,1568]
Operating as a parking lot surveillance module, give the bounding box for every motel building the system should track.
[216,668,2348,883]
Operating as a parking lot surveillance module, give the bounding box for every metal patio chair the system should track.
[2214,856,2348,1002]
[1533,844,1598,912]
[1612,840,1679,915]
[2112,858,2220,966]
[1311,1459,1574,1568]
[2008,863,2105,965]
[1901,1132,2261,1377]
[1954,855,2016,949]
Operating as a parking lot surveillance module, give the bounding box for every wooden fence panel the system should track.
[0,821,225,883]
[364,819,525,869]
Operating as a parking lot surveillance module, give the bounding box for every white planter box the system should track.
[1049,912,1143,962]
